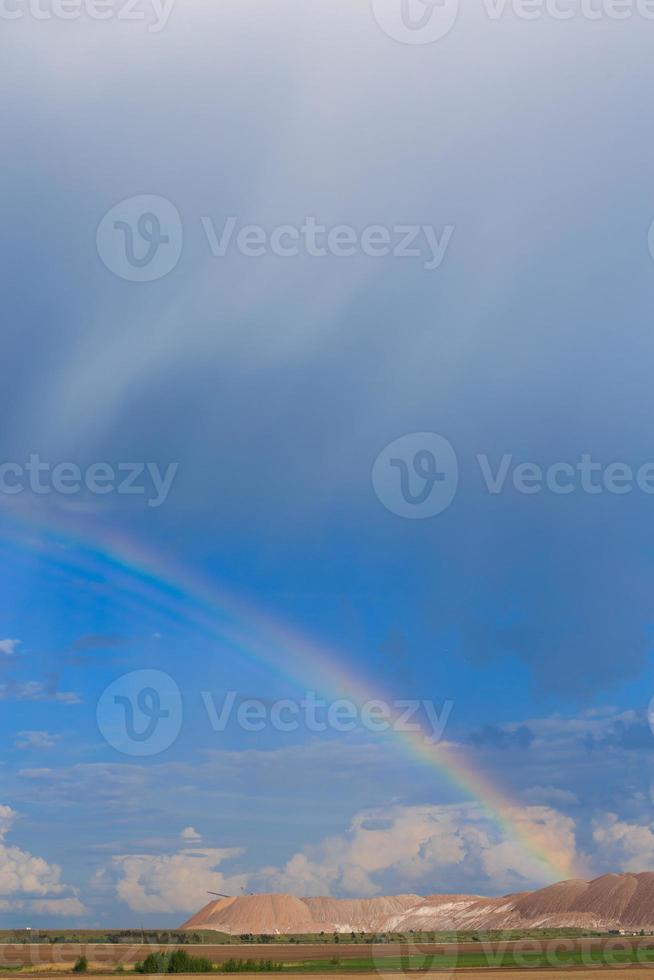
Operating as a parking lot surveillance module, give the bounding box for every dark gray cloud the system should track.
[68,634,128,653]
[468,724,535,751]
[584,716,654,753]
[64,634,130,666]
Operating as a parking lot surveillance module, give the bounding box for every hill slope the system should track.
[181,873,654,935]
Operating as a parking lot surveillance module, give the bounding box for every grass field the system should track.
[4,939,654,974]
[279,949,654,972]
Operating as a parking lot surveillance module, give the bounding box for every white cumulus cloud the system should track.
[252,803,580,897]
[592,814,654,871]
[0,805,84,908]
[111,848,246,914]
[14,731,61,751]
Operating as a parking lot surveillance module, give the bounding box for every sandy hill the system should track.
[181,873,654,935]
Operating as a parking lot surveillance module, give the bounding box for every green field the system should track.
[5,947,654,975]
[280,949,654,972]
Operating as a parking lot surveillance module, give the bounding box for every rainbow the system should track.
[0,501,576,884]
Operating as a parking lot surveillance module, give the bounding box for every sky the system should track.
[2,0,654,928]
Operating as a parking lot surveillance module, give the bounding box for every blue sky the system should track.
[2,0,654,928]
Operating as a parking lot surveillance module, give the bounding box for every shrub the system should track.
[169,950,213,973]
[135,951,216,975]
[73,956,88,974]
[136,952,172,974]
[221,959,282,973]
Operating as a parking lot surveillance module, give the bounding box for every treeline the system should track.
[4,931,206,945]
[222,959,283,972]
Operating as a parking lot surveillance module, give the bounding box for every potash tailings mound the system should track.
[181,873,654,935]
